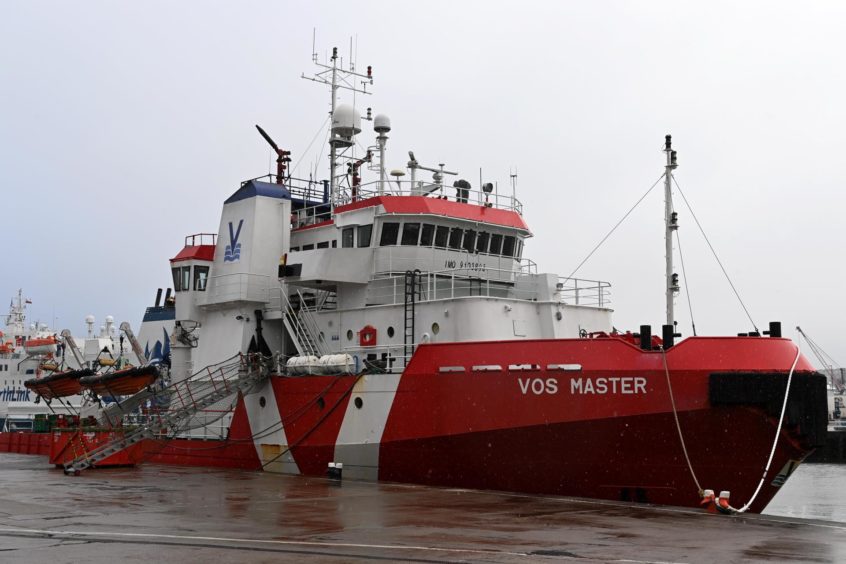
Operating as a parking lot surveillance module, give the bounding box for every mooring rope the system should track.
[730,342,802,514]
[660,347,702,494]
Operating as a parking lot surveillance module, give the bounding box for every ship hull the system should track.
[245,336,826,512]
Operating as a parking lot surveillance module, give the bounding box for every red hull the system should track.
[265,336,824,512]
[0,336,825,514]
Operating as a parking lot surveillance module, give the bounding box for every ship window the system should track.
[332,240,337,248]
[25,369,34,375]
[181,266,191,292]
[502,236,516,257]
[290,246,300,252]
[317,241,329,249]
[516,240,523,258]
[380,222,400,246]
[420,223,435,246]
[489,233,503,255]
[434,225,449,248]
[476,232,490,254]
[342,227,354,248]
[448,227,463,249]
[171,267,181,292]
[401,223,420,245]
[357,224,372,247]
[302,244,315,251]
[462,230,477,253]
[194,266,209,291]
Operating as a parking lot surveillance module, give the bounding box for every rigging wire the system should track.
[562,174,664,285]
[671,175,759,333]
[672,206,697,336]
[290,115,331,177]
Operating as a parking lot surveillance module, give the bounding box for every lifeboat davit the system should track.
[24,336,58,355]
[25,368,95,400]
[80,365,159,396]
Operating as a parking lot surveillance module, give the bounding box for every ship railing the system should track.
[556,277,611,308]
[366,267,611,308]
[339,343,414,373]
[269,175,523,230]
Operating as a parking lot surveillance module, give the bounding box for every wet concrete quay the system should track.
[0,453,845,563]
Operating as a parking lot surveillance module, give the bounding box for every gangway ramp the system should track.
[63,354,268,475]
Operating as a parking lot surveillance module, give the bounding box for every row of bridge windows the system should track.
[379,222,522,258]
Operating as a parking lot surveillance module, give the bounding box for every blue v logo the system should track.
[224,220,244,262]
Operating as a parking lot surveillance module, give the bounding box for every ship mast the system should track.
[664,135,679,328]
[302,44,373,212]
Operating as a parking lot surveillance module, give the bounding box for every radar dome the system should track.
[331,105,362,137]
[85,315,95,324]
[105,315,114,324]
[374,114,391,133]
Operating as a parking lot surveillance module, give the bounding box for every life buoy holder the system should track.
[359,325,377,347]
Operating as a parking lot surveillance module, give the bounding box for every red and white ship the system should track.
[39,46,829,512]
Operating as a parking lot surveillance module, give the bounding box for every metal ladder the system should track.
[404,270,421,365]
[281,289,327,357]
[63,355,267,475]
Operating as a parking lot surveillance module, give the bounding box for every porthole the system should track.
[387,326,395,338]
[431,322,440,335]
[354,397,363,409]
[259,396,266,408]
[346,329,354,341]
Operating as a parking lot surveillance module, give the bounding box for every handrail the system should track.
[365,267,611,308]
[295,289,328,356]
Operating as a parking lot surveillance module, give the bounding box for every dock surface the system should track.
[0,453,844,563]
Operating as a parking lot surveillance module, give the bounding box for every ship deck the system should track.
[0,453,844,563]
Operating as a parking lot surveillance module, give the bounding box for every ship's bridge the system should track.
[273,174,537,303]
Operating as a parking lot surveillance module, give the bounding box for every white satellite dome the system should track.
[331,104,362,137]
[374,114,391,133]
[105,315,114,324]
[85,315,95,324]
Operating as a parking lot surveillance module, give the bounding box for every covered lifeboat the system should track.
[25,368,95,400]
[80,365,159,396]
[24,335,58,355]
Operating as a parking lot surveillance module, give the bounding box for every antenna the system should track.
[302,43,374,211]
[255,125,291,185]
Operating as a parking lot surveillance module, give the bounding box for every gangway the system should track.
[63,353,268,475]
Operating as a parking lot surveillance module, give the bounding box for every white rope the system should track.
[732,343,802,513]
[661,347,702,494]
[663,343,803,513]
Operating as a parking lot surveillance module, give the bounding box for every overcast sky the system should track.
[2,1,845,367]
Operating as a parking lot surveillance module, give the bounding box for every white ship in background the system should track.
[0,290,134,431]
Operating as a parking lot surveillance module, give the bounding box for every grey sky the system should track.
[2,1,844,366]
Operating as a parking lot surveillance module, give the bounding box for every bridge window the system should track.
[290,246,300,252]
[401,223,420,245]
[194,266,209,291]
[172,266,192,292]
[489,233,503,255]
[302,244,315,251]
[342,227,354,248]
[476,232,489,254]
[502,236,516,257]
[380,222,399,246]
[317,241,329,249]
[462,230,477,253]
[434,225,449,248]
[448,227,463,249]
[420,223,435,247]
[357,224,373,247]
